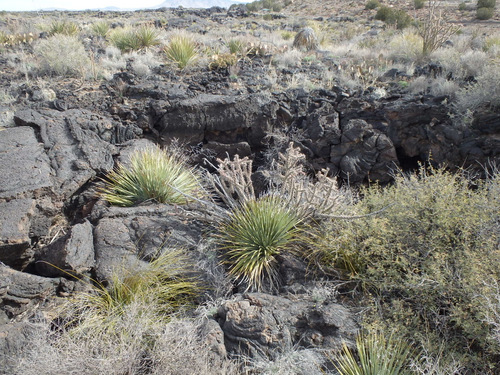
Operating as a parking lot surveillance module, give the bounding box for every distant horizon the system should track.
[0,0,247,12]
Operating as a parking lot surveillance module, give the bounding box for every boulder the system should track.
[217,293,358,360]
[35,220,95,278]
[152,93,277,148]
[330,119,398,183]
[14,109,118,199]
[92,205,203,281]
[0,264,59,322]
[0,127,52,199]
[0,199,36,270]
[0,322,38,373]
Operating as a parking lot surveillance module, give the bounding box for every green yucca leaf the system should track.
[335,332,416,375]
[99,146,203,207]
[220,195,301,291]
[164,35,199,70]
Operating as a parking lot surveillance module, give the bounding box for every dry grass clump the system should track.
[14,309,239,375]
[11,247,224,375]
[33,34,90,78]
[293,27,318,51]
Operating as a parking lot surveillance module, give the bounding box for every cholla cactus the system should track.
[293,27,318,51]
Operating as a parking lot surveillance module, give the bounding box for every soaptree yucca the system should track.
[99,146,203,207]
[219,195,302,291]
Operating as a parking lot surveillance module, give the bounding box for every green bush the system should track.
[34,34,90,77]
[476,6,495,19]
[309,166,500,372]
[99,146,203,207]
[334,332,416,375]
[477,0,496,8]
[375,6,412,29]
[458,2,467,10]
[365,0,380,10]
[219,195,302,291]
[164,34,199,70]
[414,0,425,9]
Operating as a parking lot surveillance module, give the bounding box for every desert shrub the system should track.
[164,34,199,70]
[414,0,425,9]
[476,6,495,19]
[208,52,238,70]
[365,0,380,10]
[334,332,416,375]
[99,146,203,207]
[458,2,467,10]
[308,166,500,372]
[48,20,80,36]
[293,27,318,51]
[455,65,500,112]
[477,0,496,8]
[129,51,160,77]
[219,195,302,291]
[389,30,424,61]
[91,21,110,37]
[375,7,413,29]
[33,34,90,77]
[280,30,295,40]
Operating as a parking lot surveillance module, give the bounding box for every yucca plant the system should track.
[99,146,203,207]
[49,20,80,36]
[109,28,141,52]
[164,34,199,70]
[335,332,416,375]
[134,26,160,49]
[219,195,302,291]
[66,249,198,333]
[91,21,110,38]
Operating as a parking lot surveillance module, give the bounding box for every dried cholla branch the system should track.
[205,155,256,209]
[264,142,351,220]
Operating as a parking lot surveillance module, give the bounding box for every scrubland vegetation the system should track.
[1,0,500,373]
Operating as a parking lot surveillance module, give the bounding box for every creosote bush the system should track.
[477,0,496,8]
[375,6,413,29]
[99,146,203,207]
[308,166,500,372]
[365,0,380,10]
[219,195,302,291]
[476,6,495,19]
